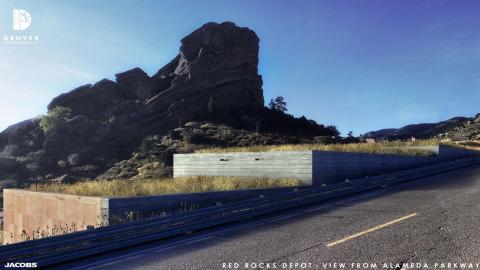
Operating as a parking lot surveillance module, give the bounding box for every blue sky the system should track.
[1,0,480,135]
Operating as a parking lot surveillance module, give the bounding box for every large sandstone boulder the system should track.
[146,22,264,124]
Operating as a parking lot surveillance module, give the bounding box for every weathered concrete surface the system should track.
[3,189,108,244]
[174,151,313,184]
[174,145,480,185]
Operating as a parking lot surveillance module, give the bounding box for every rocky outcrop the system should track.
[0,22,264,182]
[97,121,302,180]
[0,22,338,184]
[43,22,265,161]
[0,119,44,157]
[0,119,45,183]
[49,21,263,130]
[146,22,264,119]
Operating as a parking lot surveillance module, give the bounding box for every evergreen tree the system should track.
[268,96,288,112]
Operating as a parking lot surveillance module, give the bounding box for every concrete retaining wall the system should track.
[312,145,478,184]
[3,189,108,244]
[174,151,313,183]
[174,145,479,185]
[3,186,303,244]
[311,151,433,185]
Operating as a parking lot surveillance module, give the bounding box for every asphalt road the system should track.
[69,165,480,270]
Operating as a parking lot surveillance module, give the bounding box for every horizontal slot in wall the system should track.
[174,151,313,184]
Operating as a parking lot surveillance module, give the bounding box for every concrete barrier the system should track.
[2,189,108,244]
[3,186,304,244]
[174,145,480,185]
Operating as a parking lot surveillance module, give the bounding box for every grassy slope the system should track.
[29,176,302,197]
[196,140,447,156]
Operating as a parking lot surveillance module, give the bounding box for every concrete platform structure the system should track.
[174,145,479,185]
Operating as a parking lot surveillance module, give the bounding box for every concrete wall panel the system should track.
[3,189,108,244]
[174,151,313,184]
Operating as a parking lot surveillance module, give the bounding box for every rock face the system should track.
[0,22,337,184]
[48,22,263,126]
[45,21,264,153]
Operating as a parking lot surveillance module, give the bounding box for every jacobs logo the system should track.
[4,262,38,268]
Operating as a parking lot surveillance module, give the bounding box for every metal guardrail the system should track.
[1,157,480,267]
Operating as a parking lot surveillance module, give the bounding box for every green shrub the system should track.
[39,106,72,133]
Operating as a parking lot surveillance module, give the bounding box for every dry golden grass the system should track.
[29,176,303,197]
[456,140,480,151]
[196,140,445,156]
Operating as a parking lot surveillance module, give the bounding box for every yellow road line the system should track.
[325,212,418,247]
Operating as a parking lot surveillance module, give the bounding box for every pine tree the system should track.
[268,96,288,112]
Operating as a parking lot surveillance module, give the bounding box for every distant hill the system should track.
[364,114,480,141]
